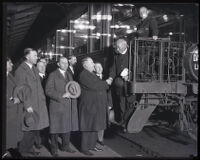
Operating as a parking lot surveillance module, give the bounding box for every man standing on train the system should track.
[136,6,158,40]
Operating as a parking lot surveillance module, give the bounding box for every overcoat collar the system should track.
[20,62,37,79]
[55,69,73,82]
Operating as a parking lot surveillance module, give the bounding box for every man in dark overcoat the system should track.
[136,6,158,39]
[45,56,78,157]
[67,55,78,80]
[5,57,23,157]
[35,58,49,149]
[78,57,111,155]
[15,48,49,157]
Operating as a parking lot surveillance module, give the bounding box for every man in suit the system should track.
[78,57,111,155]
[37,58,47,87]
[5,57,23,158]
[136,6,158,39]
[108,39,135,132]
[68,55,77,79]
[34,58,48,149]
[15,48,49,157]
[45,56,78,157]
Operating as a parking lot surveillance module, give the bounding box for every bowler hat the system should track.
[65,81,81,98]
[23,111,39,131]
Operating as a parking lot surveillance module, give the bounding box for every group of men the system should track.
[5,6,158,158]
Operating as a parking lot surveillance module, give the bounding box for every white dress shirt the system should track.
[59,68,66,78]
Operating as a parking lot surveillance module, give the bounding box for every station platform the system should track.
[33,135,121,158]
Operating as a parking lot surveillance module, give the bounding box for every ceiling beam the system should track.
[13,15,37,25]
[16,4,40,13]
[11,32,27,37]
[14,7,41,19]
[10,21,33,30]
[11,27,29,34]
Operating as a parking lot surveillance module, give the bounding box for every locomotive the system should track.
[125,38,198,141]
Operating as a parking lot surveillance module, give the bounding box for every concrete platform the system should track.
[33,138,121,158]
[117,125,197,157]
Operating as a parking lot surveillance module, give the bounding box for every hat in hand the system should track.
[23,111,39,131]
[65,81,81,98]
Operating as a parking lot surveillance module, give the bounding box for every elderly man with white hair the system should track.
[108,38,136,132]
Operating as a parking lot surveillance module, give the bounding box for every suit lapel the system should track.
[56,69,66,82]
[21,62,36,79]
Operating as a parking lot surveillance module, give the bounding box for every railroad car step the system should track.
[127,94,160,133]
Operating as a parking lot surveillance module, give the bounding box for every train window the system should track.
[71,12,89,55]
[91,4,102,52]
[111,3,137,40]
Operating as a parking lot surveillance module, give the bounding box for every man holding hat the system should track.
[45,56,79,157]
[15,48,49,157]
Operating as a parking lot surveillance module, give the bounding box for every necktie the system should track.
[31,67,36,78]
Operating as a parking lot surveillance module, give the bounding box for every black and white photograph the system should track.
[2,2,198,158]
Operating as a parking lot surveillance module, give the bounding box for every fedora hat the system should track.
[65,81,81,98]
[22,111,39,131]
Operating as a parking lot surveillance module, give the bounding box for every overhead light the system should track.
[113,3,134,7]
[126,29,133,34]
[70,20,89,24]
[57,29,76,33]
[113,34,117,38]
[110,25,130,29]
[74,24,96,30]
[169,32,173,35]
[91,15,112,21]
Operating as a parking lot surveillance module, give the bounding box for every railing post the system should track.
[159,41,163,82]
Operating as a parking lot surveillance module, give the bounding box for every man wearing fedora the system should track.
[15,48,49,157]
[78,57,111,155]
[45,56,79,157]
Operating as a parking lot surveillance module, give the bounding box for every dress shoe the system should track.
[81,150,93,156]
[51,151,58,157]
[90,147,103,152]
[97,140,105,146]
[20,151,39,157]
[35,144,43,149]
[61,147,76,153]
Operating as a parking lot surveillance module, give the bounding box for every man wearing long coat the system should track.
[45,56,78,157]
[78,57,110,155]
[15,48,49,156]
[6,58,23,152]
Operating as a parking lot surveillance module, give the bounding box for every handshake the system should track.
[106,77,113,85]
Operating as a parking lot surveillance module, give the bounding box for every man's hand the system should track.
[122,75,129,81]
[120,68,129,77]
[27,107,33,113]
[13,97,20,104]
[106,77,113,85]
[62,92,71,98]
[152,36,158,40]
